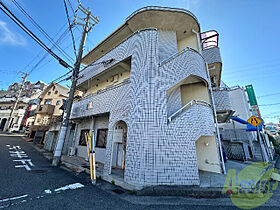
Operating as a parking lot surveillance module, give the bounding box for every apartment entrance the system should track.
[111,121,127,177]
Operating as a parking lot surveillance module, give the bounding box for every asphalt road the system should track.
[1,134,280,210]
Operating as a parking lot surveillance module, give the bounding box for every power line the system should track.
[66,0,76,15]
[257,92,280,98]
[28,25,77,75]
[63,0,77,58]
[23,20,71,72]
[0,1,72,70]
[11,0,75,65]
[259,103,280,107]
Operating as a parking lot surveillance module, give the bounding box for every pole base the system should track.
[52,156,61,166]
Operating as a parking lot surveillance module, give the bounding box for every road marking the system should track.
[9,151,28,158]
[44,189,52,194]
[0,183,85,208]
[13,159,35,171]
[54,183,84,192]
[0,194,28,203]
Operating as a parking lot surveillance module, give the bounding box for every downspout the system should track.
[192,29,202,54]
[205,63,226,174]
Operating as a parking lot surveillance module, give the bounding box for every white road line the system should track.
[54,183,84,192]
[0,194,28,203]
[44,189,52,194]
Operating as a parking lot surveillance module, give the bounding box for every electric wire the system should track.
[63,0,77,58]
[257,92,280,99]
[23,21,71,72]
[259,103,280,107]
[11,0,75,65]
[28,25,77,75]
[0,1,73,70]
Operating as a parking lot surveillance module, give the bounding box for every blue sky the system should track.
[0,0,279,123]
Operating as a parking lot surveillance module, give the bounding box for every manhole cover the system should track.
[112,189,125,194]
[30,169,48,174]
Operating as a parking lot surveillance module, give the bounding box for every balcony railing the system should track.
[168,99,212,123]
[200,30,219,50]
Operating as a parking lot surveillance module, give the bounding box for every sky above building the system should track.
[0,0,279,123]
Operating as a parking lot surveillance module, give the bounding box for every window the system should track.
[55,90,58,94]
[18,106,24,109]
[56,100,61,105]
[96,129,108,148]
[38,106,43,111]
[37,118,40,123]
[45,99,52,105]
[79,129,89,146]
[52,86,55,91]
[48,91,51,95]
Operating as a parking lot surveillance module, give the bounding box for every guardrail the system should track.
[167,99,211,123]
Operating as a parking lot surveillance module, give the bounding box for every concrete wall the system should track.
[86,71,131,96]
[74,116,109,163]
[180,82,210,106]
[229,87,251,121]
[177,34,198,52]
[195,136,221,173]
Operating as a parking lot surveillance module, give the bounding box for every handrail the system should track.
[168,99,211,123]
[212,85,242,91]
[159,46,201,67]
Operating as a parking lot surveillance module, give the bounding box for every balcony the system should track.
[201,30,222,87]
[35,104,55,115]
[212,88,234,123]
[71,79,130,119]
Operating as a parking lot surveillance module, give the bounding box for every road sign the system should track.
[245,85,258,106]
[247,116,262,127]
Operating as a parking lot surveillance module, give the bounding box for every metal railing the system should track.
[168,99,211,123]
[159,46,200,66]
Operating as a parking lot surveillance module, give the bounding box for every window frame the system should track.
[96,129,108,148]
[79,129,89,146]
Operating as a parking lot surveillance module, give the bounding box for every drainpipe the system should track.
[192,29,202,54]
[205,63,226,174]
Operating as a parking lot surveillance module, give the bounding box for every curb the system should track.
[136,186,229,198]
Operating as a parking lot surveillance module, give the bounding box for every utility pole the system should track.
[52,2,99,166]
[5,71,29,132]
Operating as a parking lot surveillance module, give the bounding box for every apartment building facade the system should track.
[30,82,69,144]
[68,6,226,188]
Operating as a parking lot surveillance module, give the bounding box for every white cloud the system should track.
[0,20,27,46]
[183,0,200,11]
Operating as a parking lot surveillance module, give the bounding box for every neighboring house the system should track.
[21,97,41,134]
[30,82,69,144]
[67,6,225,189]
[0,80,47,133]
[0,96,29,132]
